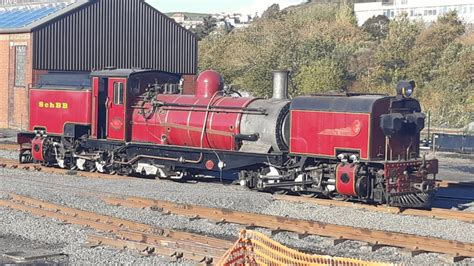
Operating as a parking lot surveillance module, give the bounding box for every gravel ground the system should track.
[0,149,19,161]
[0,167,473,265]
[0,207,192,265]
[431,152,474,182]
[0,145,472,264]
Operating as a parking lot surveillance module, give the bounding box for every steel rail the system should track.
[0,157,472,224]
[1,154,473,224]
[1,145,472,188]
[274,195,474,223]
[5,193,231,248]
[437,180,474,188]
[0,193,232,262]
[102,196,474,257]
[87,234,215,263]
[0,158,130,180]
[0,143,19,151]
[1,145,471,186]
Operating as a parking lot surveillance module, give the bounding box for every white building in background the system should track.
[354,0,474,26]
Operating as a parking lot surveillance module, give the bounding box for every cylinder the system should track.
[272,70,289,100]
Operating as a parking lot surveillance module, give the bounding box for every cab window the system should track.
[113,82,124,105]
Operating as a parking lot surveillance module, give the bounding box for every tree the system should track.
[362,15,390,40]
[295,58,346,94]
[261,4,282,20]
[369,15,421,85]
[336,1,357,26]
[419,43,473,127]
[191,16,217,41]
[408,11,465,85]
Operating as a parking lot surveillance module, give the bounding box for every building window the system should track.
[386,9,395,17]
[401,0,407,5]
[113,82,124,105]
[14,45,26,87]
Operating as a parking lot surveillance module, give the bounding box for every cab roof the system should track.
[90,69,181,79]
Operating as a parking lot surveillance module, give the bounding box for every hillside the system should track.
[198,4,473,128]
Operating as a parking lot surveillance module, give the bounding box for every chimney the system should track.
[272,70,289,100]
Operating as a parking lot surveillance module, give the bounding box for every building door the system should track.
[107,78,127,141]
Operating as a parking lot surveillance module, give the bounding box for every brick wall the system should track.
[0,33,32,129]
[0,35,10,128]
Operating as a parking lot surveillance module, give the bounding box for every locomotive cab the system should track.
[89,69,182,141]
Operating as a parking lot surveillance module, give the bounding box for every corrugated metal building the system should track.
[0,0,197,129]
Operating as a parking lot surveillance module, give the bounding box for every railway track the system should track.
[9,171,473,226]
[0,143,19,151]
[1,191,473,261]
[0,157,130,180]
[0,193,232,263]
[0,142,472,188]
[274,195,474,223]
[0,164,473,261]
[437,180,474,188]
[101,195,474,258]
[0,155,472,223]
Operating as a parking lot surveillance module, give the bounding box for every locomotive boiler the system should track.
[18,69,438,208]
[131,70,290,153]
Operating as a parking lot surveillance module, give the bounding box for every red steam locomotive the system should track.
[18,69,438,208]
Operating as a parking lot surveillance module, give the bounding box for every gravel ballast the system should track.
[0,167,473,265]
[0,145,473,264]
[0,207,191,265]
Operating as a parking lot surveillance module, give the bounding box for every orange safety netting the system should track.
[218,230,388,266]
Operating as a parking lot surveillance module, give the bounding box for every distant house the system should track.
[171,13,187,23]
[355,0,474,26]
[0,0,197,129]
[169,13,205,29]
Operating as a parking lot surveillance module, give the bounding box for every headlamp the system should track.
[402,87,413,98]
[396,80,416,98]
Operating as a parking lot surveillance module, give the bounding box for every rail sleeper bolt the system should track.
[215,218,226,225]
[170,251,183,259]
[150,205,163,212]
[142,247,155,255]
[189,215,200,221]
[199,256,213,264]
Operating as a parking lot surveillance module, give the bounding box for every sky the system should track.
[146,0,306,15]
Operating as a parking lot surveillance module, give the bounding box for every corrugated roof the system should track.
[0,0,89,33]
